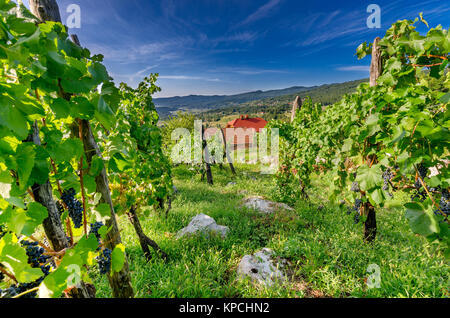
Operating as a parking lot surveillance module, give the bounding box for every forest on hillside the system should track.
[200,79,367,123]
[0,0,448,307]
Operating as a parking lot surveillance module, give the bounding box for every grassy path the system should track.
[92,164,449,298]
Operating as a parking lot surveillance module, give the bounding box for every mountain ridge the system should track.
[154,85,313,110]
[155,79,367,119]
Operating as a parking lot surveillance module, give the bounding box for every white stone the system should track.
[227,182,237,186]
[241,196,293,214]
[237,248,286,286]
[176,214,229,239]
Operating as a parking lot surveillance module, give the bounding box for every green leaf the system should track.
[356,164,382,191]
[404,202,439,237]
[50,98,71,119]
[30,146,50,185]
[366,113,381,137]
[95,96,115,130]
[61,77,95,94]
[70,96,95,119]
[83,174,97,193]
[111,153,130,172]
[440,93,450,103]
[89,156,104,177]
[341,138,353,152]
[88,62,109,85]
[111,243,125,273]
[21,202,48,236]
[16,143,35,189]
[48,138,83,164]
[0,105,28,139]
[368,188,385,206]
[94,203,110,218]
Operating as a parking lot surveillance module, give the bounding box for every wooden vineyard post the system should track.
[29,122,69,253]
[202,125,214,185]
[220,127,236,175]
[370,37,382,87]
[29,0,62,22]
[364,37,383,242]
[27,0,97,298]
[290,96,302,123]
[29,0,134,297]
[77,120,134,297]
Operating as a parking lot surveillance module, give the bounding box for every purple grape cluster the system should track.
[435,189,450,216]
[417,164,428,180]
[382,169,394,191]
[61,188,83,228]
[96,248,112,275]
[354,212,360,224]
[21,240,50,268]
[89,222,104,242]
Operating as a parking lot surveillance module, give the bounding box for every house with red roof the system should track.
[222,115,268,149]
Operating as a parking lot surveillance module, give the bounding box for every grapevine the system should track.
[272,14,449,256]
[0,0,132,297]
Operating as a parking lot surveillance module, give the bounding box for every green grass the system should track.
[90,164,449,298]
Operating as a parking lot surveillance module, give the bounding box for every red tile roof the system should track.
[226,115,267,132]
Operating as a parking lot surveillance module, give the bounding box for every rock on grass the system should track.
[237,248,286,286]
[176,214,229,239]
[241,196,293,214]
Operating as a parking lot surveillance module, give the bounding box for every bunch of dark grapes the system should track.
[382,169,394,191]
[414,179,422,189]
[346,199,362,224]
[350,181,360,192]
[353,199,362,211]
[61,188,83,228]
[1,276,45,298]
[89,222,104,241]
[89,221,104,250]
[435,189,450,216]
[414,164,428,189]
[96,248,112,275]
[21,241,50,268]
[354,212,360,224]
[417,164,428,179]
[346,207,352,215]
[353,199,362,224]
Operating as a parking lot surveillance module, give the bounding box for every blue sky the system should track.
[21,0,450,97]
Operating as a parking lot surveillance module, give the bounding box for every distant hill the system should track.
[199,79,368,124]
[154,86,312,115]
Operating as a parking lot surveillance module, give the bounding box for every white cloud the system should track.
[159,75,221,82]
[235,0,282,27]
[85,37,192,64]
[207,67,288,75]
[213,31,260,45]
[336,66,370,72]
